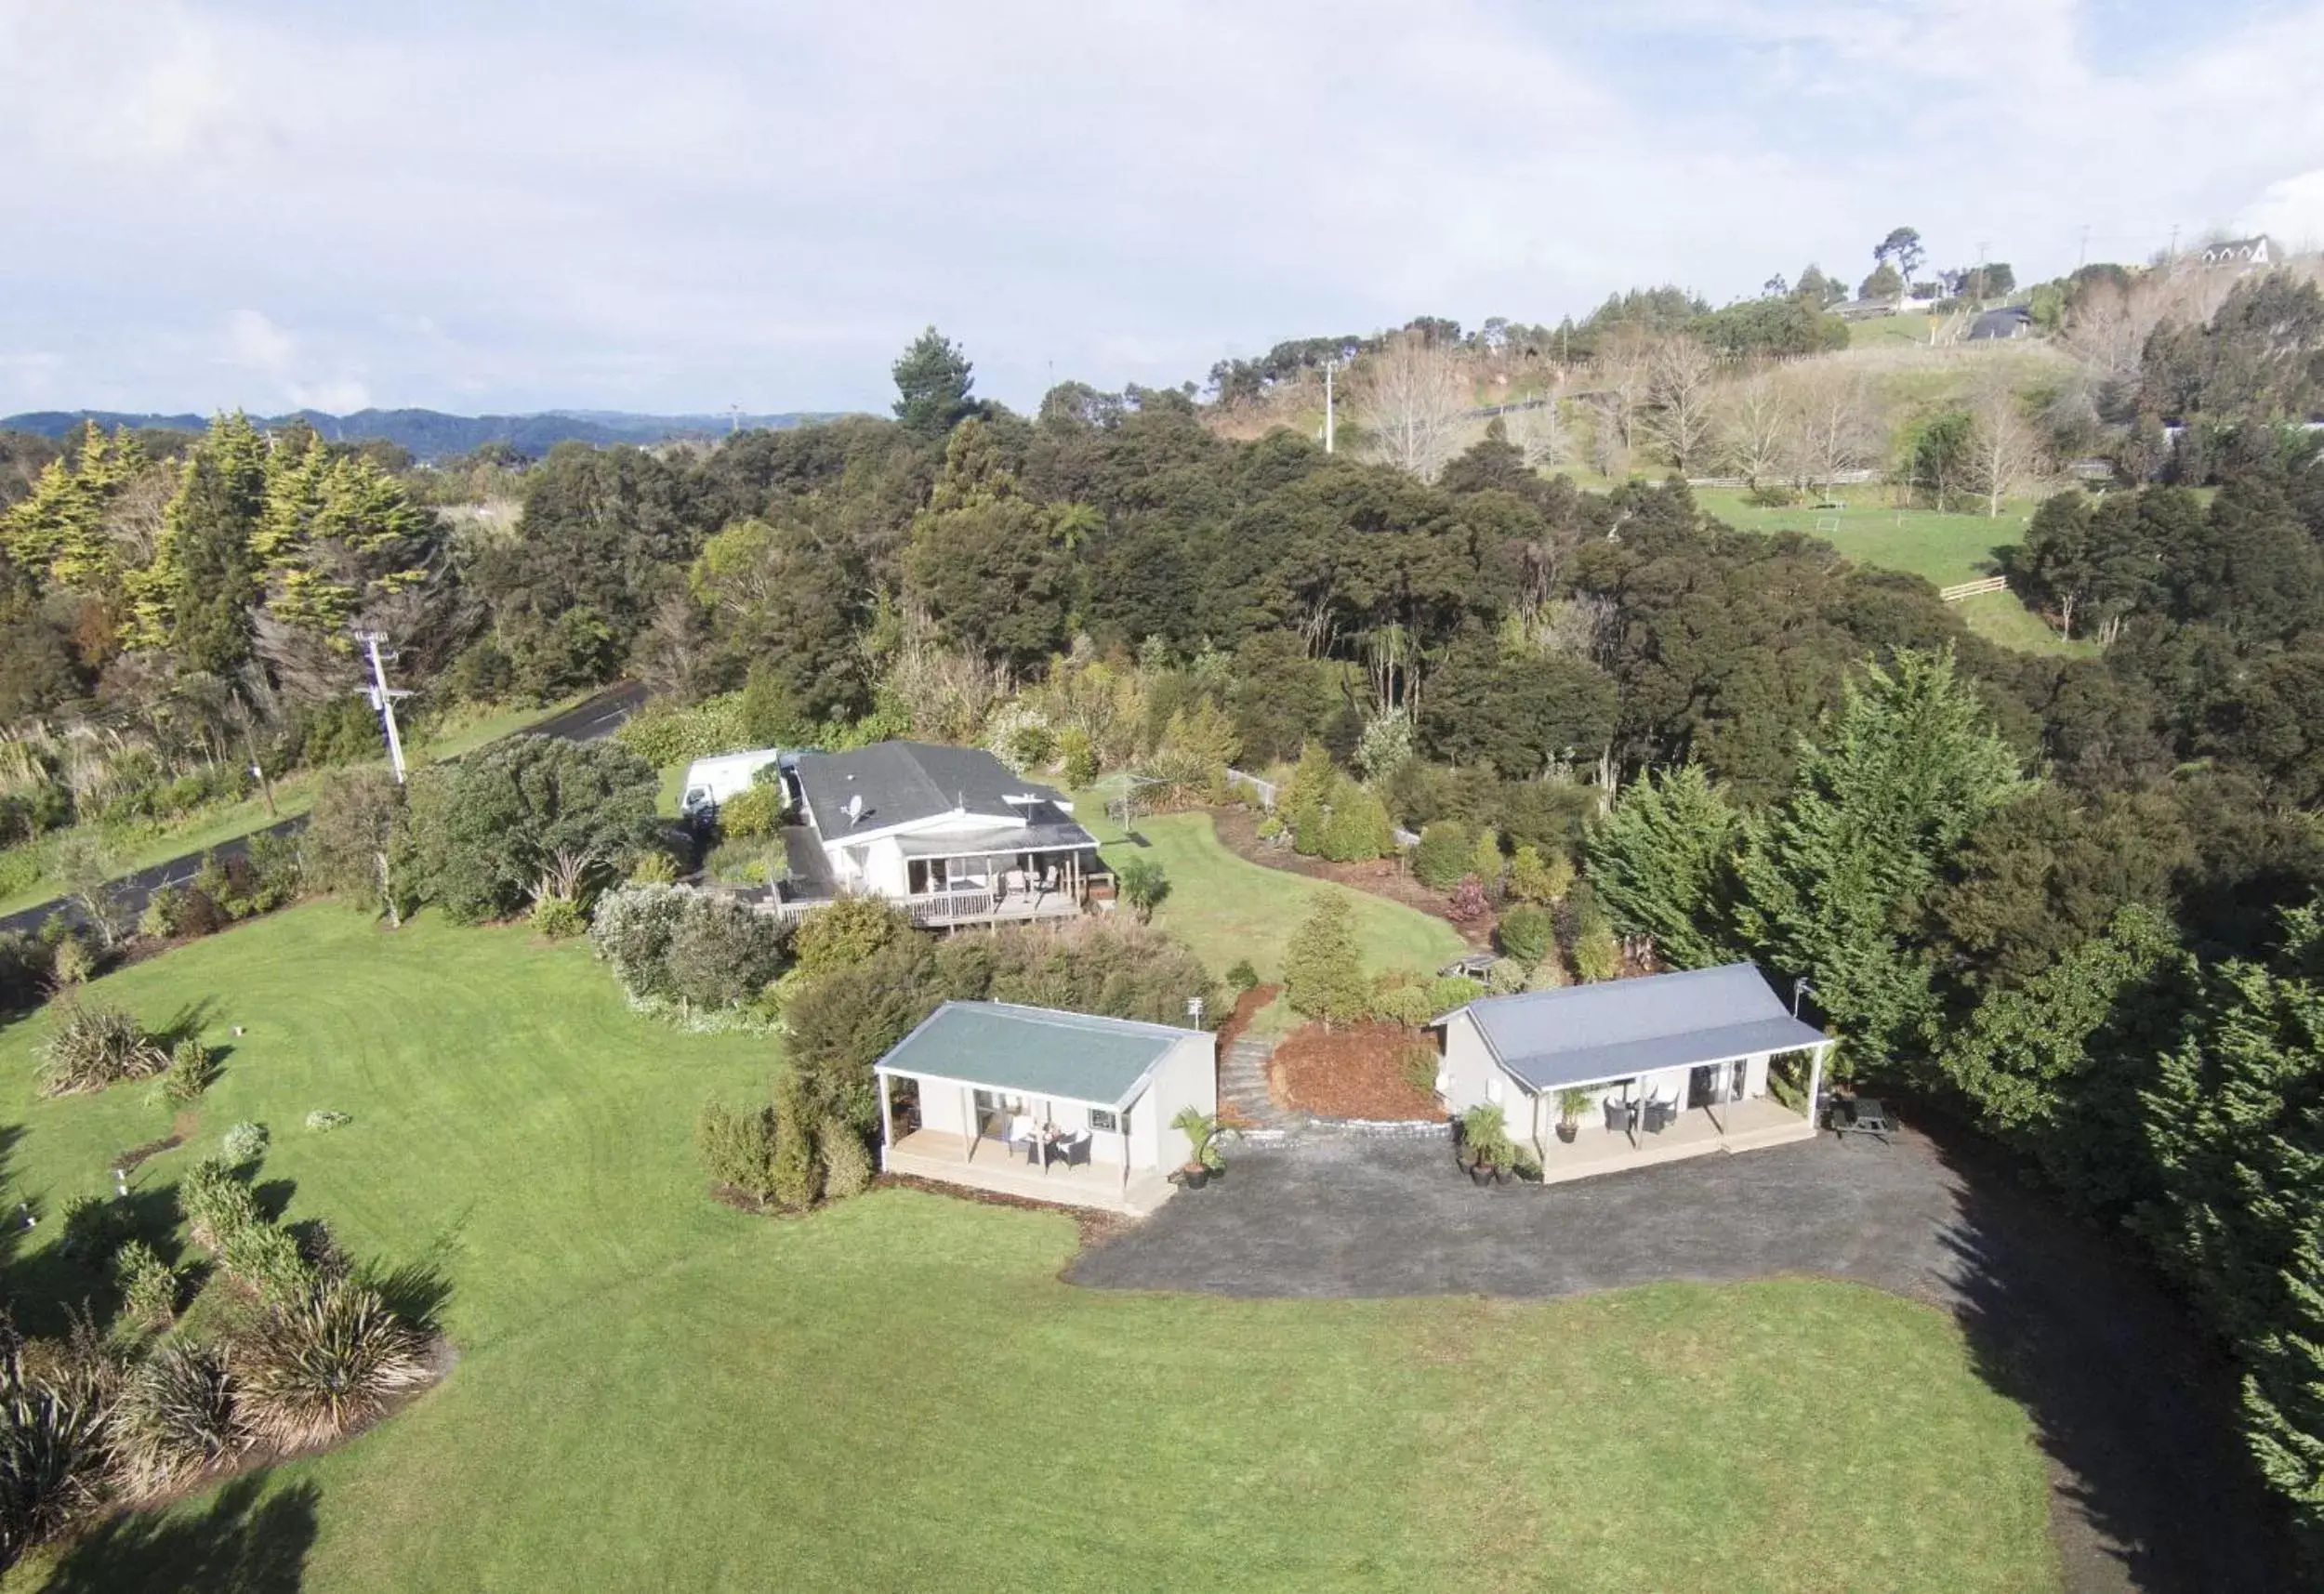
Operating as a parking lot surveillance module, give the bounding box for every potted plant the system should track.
[1171,1107,1224,1190]
[1459,1104,1516,1185]
[1554,1087,1591,1144]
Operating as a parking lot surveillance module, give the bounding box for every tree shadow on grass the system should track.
[151,997,223,1051]
[41,1476,318,1593]
[1915,1117,2295,1592]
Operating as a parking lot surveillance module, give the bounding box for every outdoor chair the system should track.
[1054,1132,1092,1168]
[1604,1099,1635,1134]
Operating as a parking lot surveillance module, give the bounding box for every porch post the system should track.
[1803,1042,1828,1127]
[878,1073,896,1166]
[961,1086,975,1161]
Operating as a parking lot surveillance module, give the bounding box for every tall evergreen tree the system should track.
[1734,648,2022,1069]
[1586,764,1740,970]
[141,414,269,671]
[891,326,980,440]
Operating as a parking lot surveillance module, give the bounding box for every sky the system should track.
[5,0,2324,418]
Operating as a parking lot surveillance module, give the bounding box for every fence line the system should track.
[1938,575,2010,602]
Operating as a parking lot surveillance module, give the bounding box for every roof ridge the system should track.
[964,998,1195,1037]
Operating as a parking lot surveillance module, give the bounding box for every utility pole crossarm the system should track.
[354,630,412,784]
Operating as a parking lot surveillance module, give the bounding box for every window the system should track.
[1089,1108,1119,1133]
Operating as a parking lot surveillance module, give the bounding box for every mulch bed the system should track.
[1215,981,1277,1052]
[1208,805,1494,947]
[109,1134,183,1174]
[1271,1020,1442,1121]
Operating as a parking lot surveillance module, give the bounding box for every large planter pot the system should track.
[1555,1121,1578,1144]
[1178,1165,1210,1190]
[1470,1163,1495,1187]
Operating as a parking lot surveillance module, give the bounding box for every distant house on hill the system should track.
[2195,235,2274,270]
[1966,306,2035,342]
[1836,298,1899,322]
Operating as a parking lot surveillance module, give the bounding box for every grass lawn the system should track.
[1075,797,1466,986]
[0,906,2056,1592]
[0,695,588,918]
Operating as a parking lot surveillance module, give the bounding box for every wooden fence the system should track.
[1937,575,2010,603]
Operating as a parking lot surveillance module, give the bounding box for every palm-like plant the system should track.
[111,1342,247,1498]
[35,1003,168,1097]
[0,1333,112,1572]
[234,1279,429,1451]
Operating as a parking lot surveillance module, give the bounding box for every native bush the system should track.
[1572,922,1623,982]
[220,1121,270,1167]
[531,894,587,941]
[114,1240,180,1332]
[785,939,944,1133]
[792,894,912,977]
[771,1073,821,1210]
[111,1341,246,1498]
[1058,727,1099,788]
[305,1109,351,1132]
[593,884,788,1021]
[1398,1040,1441,1092]
[719,780,787,841]
[1497,905,1554,965]
[1426,974,1486,1013]
[37,1003,168,1097]
[1469,828,1504,896]
[57,1195,125,1264]
[160,1038,219,1105]
[613,691,748,767]
[178,1157,259,1251]
[627,850,680,886]
[46,936,93,992]
[138,885,190,941]
[1507,843,1573,906]
[1447,875,1490,923]
[696,1099,778,1201]
[1283,895,1368,1026]
[982,919,1218,1027]
[818,1115,874,1200]
[1413,822,1471,889]
[233,1277,429,1450]
[1367,977,1436,1028]
[1225,958,1260,992]
[219,1221,315,1304]
[1485,957,1529,995]
[1316,781,1396,863]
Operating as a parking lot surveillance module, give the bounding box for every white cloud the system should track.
[3,1,2324,414]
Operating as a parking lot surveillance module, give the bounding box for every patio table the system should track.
[1834,1097,1895,1143]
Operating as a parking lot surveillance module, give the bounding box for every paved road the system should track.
[1071,1128,2291,1594]
[2,680,648,939]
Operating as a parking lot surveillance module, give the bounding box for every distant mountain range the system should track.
[0,407,847,460]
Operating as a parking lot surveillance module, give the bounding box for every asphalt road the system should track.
[2,679,648,940]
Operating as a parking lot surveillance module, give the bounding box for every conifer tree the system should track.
[1588,765,1741,970]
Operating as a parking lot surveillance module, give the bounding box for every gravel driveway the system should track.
[1069,1128,2288,1594]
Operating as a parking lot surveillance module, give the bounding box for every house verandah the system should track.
[1433,963,1835,1186]
[874,1001,1218,1218]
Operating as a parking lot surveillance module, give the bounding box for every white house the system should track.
[875,1001,1218,1215]
[1433,963,1834,1184]
[784,742,1103,927]
[2196,235,2273,270]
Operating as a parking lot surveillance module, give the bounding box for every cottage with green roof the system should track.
[875,1001,1218,1216]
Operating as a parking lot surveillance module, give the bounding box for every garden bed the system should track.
[1208,805,1494,947]
[1271,1020,1441,1121]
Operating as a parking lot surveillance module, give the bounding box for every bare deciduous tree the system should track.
[1966,375,2048,519]
[1720,373,1793,486]
[1588,330,1655,472]
[1500,387,1571,469]
[1352,332,1468,481]
[1786,364,1882,491]
[1640,335,1722,474]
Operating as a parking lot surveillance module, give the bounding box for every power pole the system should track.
[2077,223,2091,268]
[355,630,412,784]
[2168,223,2180,263]
[1323,361,1336,454]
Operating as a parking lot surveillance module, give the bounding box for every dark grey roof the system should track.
[793,742,1066,837]
[874,1001,1194,1107]
[895,820,1095,857]
[1445,962,1828,1092]
[1966,307,2033,340]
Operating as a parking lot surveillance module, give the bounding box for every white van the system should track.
[678,748,791,821]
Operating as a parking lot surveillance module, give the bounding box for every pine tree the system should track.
[1588,765,1741,970]
[1733,649,2021,1069]
[771,1070,823,1210]
[1282,894,1368,1027]
[147,414,269,670]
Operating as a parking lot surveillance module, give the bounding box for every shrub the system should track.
[593,884,789,1021]
[1115,857,1170,923]
[531,894,587,941]
[114,1240,180,1331]
[1225,958,1260,993]
[1427,974,1486,1013]
[613,692,748,768]
[1497,905,1554,965]
[58,1194,125,1263]
[1282,895,1368,1026]
[719,781,787,841]
[233,1278,429,1450]
[1460,1103,1516,1170]
[1571,922,1622,982]
[792,895,910,977]
[1446,875,1490,923]
[47,936,94,991]
[221,1121,270,1166]
[1058,727,1099,788]
[697,1099,778,1200]
[1254,811,1285,842]
[37,1002,168,1097]
[1367,977,1437,1029]
[1317,782,1396,863]
[1485,957,1529,995]
[178,1157,260,1251]
[771,1073,822,1210]
[236,832,303,916]
[1397,1040,1440,1092]
[1525,954,1569,992]
[305,1109,351,1132]
[1507,843,1574,905]
[162,1038,219,1104]
[1413,823,1471,889]
[112,1342,246,1497]
[139,884,190,941]
[818,1115,874,1200]
[1469,828,1504,895]
[627,850,680,886]
[219,1221,316,1303]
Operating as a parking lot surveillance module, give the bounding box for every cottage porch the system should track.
[1527,1094,1815,1185]
[884,1129,1179,1216]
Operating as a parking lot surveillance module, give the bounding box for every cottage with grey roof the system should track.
[875,1001,1218,1215]
[1431,963,1834,1184]
[780,741,1103,929]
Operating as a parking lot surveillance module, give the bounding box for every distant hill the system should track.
[0,407,847,460]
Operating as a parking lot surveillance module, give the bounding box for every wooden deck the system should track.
[771,890,1089,929]
[1530,1096,1815,1186]
[883,1129,1178,1217]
